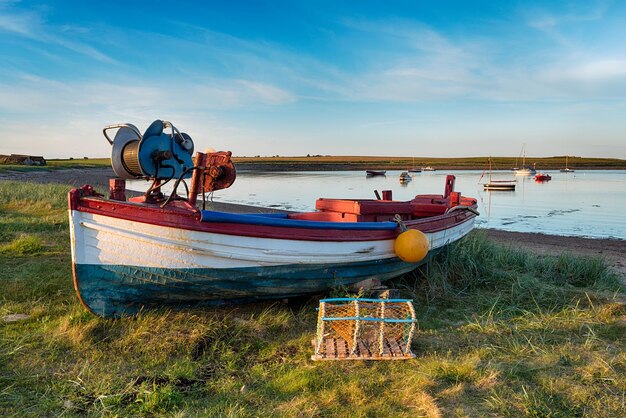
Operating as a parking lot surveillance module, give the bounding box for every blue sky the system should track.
[1,0,626,158]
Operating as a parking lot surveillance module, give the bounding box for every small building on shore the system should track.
[0,154,47,166]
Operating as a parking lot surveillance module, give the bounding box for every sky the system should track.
[1,0,626,159]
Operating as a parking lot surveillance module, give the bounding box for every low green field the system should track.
[0,158,111,173]
[1,180,624,416]
[232,155,626,171]
[2,155,625,173]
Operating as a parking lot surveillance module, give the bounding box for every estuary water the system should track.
[129,170,626,240]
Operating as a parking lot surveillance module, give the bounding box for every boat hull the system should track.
[483,182,516,191]
[69,206,475,317]
[514,168,536,175]
[73,257,430,317]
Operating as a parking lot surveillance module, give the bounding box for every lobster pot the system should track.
[312,298,416,361]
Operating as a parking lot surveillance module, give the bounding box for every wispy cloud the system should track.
[0,3,116,63]
[524,1,609,50]
[334,15,626,103]
[0,9,40,37]
[237,81,295,104]
[0,72,296,120]
[526,1,607,30]
[563,59,626,81]
[318,18,488,101]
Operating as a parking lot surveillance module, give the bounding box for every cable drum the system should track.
[121,141,142,177]
[108,124,144,179]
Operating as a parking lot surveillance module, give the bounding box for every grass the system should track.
[2,156,625,172]
[232,155,626,170]
[1,180,625,416]
[0,158,111,173]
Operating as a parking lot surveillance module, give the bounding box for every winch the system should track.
[103,119,236,205]
[103,120,195,180]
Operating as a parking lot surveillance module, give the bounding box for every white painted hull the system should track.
[70,210,475,270]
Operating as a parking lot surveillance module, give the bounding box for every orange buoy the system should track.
[394,229,429,263]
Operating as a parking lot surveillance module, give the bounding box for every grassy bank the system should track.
[3,156,626,173]
[232,155,626,171]
[1,181,624,416]
[0,158,111,173]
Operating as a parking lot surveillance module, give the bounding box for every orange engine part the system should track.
[202,151,236,192]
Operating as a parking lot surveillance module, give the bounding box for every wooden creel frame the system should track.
[311,298,416,361]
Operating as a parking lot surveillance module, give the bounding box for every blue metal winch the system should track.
[103,119,195,180]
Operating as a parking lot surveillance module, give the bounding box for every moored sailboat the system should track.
[408,157,421,173]
[482,157,516,191]
[560,156,575,173]
[514,144,536,175]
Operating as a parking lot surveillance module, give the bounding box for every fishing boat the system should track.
[514,144,536,175]
[68,120,479,317]
[399,172,412,183]
[366,170,386,176]
[560,156,575,173]
[535,172,552,181]
[481,158,516,191]
[421,166,435,171]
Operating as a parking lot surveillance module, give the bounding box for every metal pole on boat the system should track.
[188,152,207,206]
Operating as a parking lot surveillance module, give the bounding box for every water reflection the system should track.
[128,170,626,240]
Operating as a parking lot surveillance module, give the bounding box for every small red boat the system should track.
[535,172,552,181]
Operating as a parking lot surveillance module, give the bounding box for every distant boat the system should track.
[515,165,536,176]
[484,181,516,191]
[514,144,536,175]
[535,172,552,182]
[421,166,435,171]
[407,157,421,173]
[482,158,516,191]
[399,172,412,183]
[560,156,575,173]
[366,170,386,177]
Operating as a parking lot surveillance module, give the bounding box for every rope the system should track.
[445,205,480,216]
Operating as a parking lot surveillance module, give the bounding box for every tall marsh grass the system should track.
[398,232,622,312]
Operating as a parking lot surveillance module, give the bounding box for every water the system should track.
[129,170,626,240]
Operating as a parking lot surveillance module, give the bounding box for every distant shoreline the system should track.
[232,155,626,171]
[233,162,626,172]
[2,154,626,173]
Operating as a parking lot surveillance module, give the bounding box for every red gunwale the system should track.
[69,191,477,242]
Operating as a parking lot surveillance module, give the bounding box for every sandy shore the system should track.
[2,167,624,278]
[0,167,116,188]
